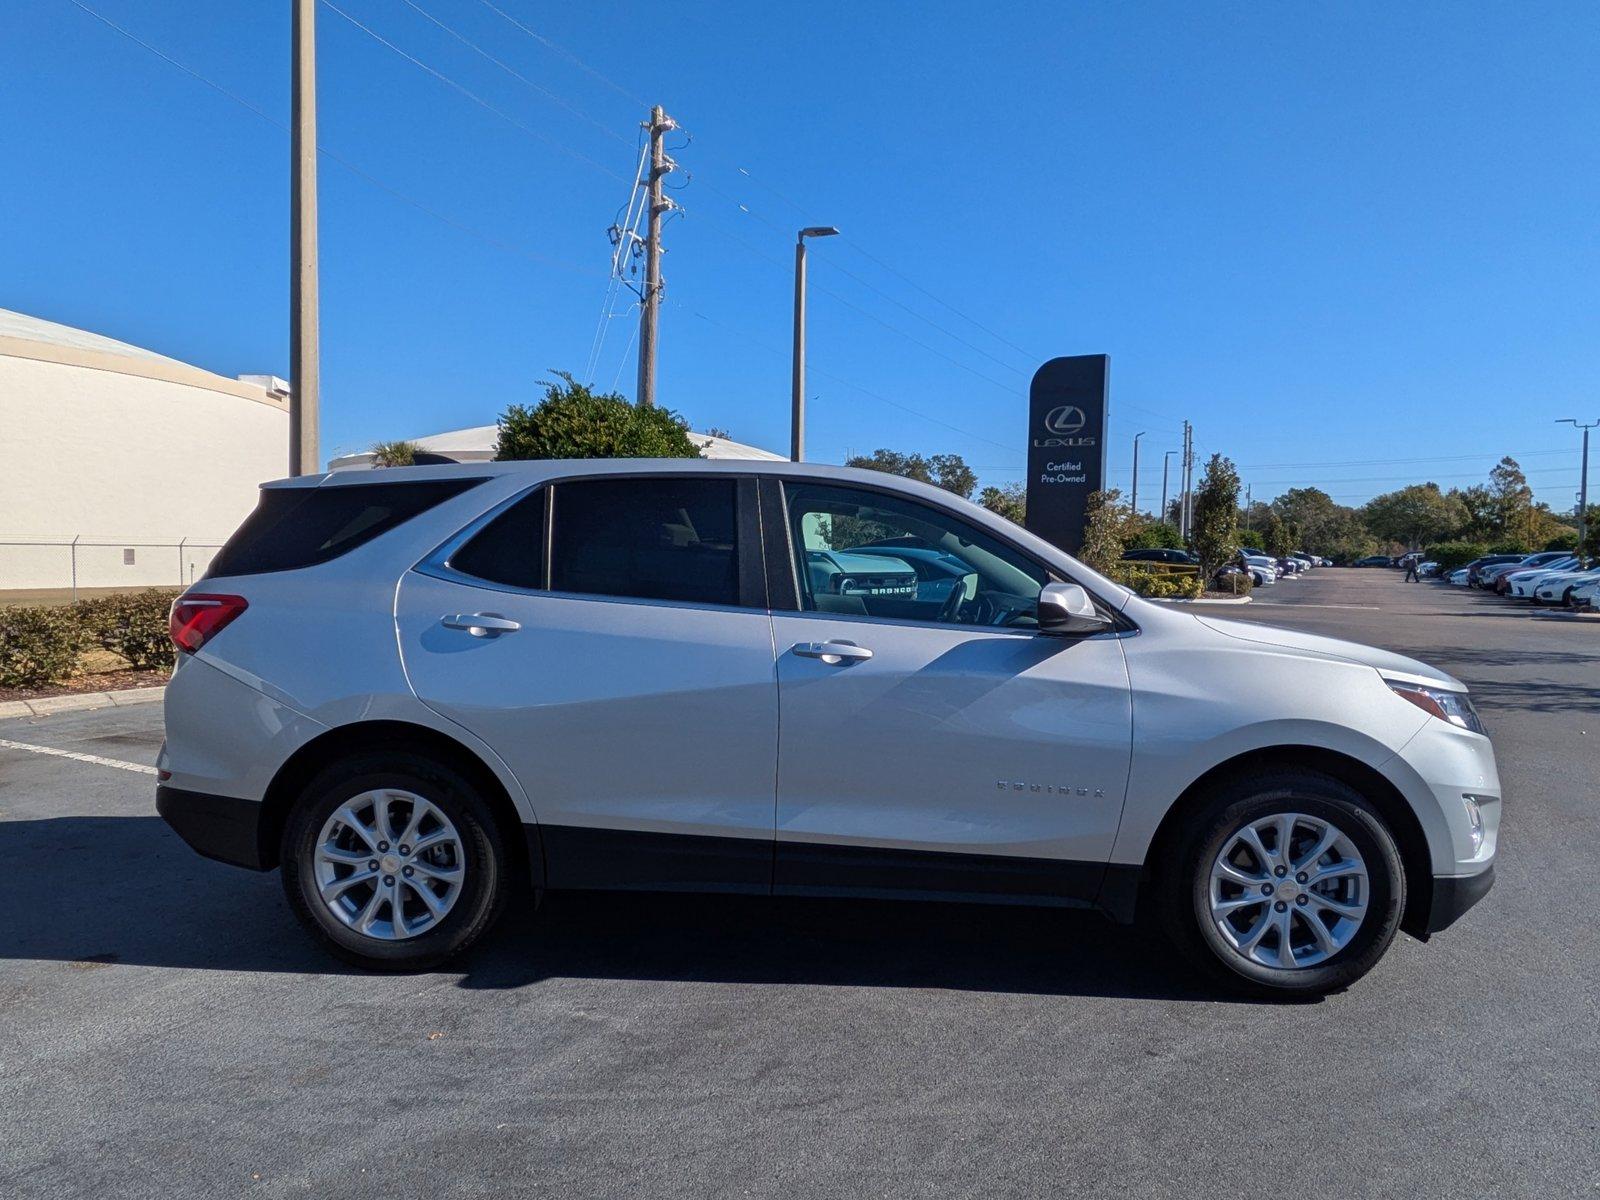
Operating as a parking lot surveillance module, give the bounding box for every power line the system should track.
[319,0,629,184]
[66,0,603,280]
[474,0,652,111]
[395,0,633,149]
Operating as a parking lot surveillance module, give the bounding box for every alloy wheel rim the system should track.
[1208,812,1369,970]
[312,789,465,941]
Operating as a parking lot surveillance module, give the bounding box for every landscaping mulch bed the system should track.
[0,667,170,704]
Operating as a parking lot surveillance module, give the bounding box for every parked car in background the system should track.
[1472,554,1551,589]
[1447,568,1471,586]
[1352,555,1391,567]
[1503,558,1581,599]
[157,458,1499,996]
[1466,554,1525,586]
[1488,552,1574,594]
[806,548,919,599]
[1533,565,1600,606]
[1242,555,1279,586]
[1122,548,1200,565]
[1417,561,1440,577]
[1571,575,1600,610]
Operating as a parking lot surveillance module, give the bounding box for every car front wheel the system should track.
[281,752,510,971]
[1160,770,1406,996]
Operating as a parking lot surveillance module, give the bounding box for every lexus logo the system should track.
[1043,405,1086,436]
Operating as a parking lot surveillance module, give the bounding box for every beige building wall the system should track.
[0,328,288,593]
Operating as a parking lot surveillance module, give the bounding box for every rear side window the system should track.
[449,488,547,590]
[549,477,739,606]
[207,479,482,578]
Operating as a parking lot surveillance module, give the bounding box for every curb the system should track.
[0,685,166,721]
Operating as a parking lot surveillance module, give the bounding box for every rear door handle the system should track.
[791,640,873,663]
[441,613,521,637]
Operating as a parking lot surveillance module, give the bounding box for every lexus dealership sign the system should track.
[1025,354,1109,555]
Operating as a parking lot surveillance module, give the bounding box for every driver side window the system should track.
[783,482,1049,627]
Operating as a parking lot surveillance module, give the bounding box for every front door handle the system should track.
[791,640,873,664]
[441,613,521,637]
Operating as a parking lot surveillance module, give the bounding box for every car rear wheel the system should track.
[1159,770,1406,997]
[281,752,510,971]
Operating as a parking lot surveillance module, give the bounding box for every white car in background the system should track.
[1243,555,1279,586]
[1447,568,1470,586]
[1552,569,1600,608]
[1504,557,1581,600]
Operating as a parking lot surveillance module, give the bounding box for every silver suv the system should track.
[158,460,1498,995]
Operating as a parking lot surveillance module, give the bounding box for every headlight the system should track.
[1388,680,1486,735]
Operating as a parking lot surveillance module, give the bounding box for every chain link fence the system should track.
[0,539,224,606]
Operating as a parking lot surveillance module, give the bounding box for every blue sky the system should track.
[4,0,1598,508]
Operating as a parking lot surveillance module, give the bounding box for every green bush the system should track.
[75,589,178,670]
[1109,565,1203,599]
[495,371,700,461]
[1212,571,1254,597]
[0,606,89,689]
[1424,541,1489,572]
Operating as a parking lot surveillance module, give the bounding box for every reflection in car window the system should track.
[784,483,1048,626]
[551,477,740,606]
[450,487,546,590]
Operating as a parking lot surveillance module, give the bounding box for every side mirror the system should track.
[1037,582,1112,637]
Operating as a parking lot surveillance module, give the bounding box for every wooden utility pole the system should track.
[289,0,320,474]
[636,105,674,407]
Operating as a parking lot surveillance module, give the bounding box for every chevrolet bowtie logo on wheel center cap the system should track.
[381,854,402,874]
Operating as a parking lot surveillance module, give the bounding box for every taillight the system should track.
[169,594,249,654]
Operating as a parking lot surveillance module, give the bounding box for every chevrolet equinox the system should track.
[158,460,1498,995]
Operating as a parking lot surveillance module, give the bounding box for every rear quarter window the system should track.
[206,478,483,578]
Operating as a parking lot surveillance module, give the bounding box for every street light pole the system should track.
[289,0,319,476]
[790,226,839,461]
[1131,432,1145,515]
[1559,418,1598,562]
[1161,450,1177,526]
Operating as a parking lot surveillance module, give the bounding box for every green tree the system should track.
[1487,457,1533,535]
[1191,454,1242,580]
[370,439,421,468]
[1078,489,1131,574]
[495,372,700,461]
[977,482,1026,524]
[1126,519,1185,550]
[1361,483,1465,549]
[1448,484,1498,541]
[845,449,977,499]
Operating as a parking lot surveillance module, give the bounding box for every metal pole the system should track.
[1581,425,1591,562]
[1131,432,1145,515]
[637,105,672,407]
[791,236,806,461]
[1161,450,1175,526]
[1559,418,1598,564]
[789,227,837,463]
[290,0,320,476]
[70,535,79,603]
[177,538,187,588]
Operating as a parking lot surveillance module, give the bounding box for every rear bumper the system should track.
[157,785,268,870]
[1421,865,1494,935]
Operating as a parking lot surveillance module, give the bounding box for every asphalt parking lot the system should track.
[2,570,1597,1199]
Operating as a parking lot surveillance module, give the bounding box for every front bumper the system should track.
[1421,865,1495,935]
[157,785,268,870]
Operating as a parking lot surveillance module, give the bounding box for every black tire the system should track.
[280,752,511,971]
[1157,770,1405,997]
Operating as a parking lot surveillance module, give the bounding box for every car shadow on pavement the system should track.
[459,893,1264,1004]
[0,815,1271,1003]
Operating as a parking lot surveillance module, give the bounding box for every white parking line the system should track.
[1251,603,1381,611]
[0,738,157,776]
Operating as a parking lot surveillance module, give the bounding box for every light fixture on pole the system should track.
[791,226,839,461]
[1131,432,1145,515]
[1558,417,1598,562]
